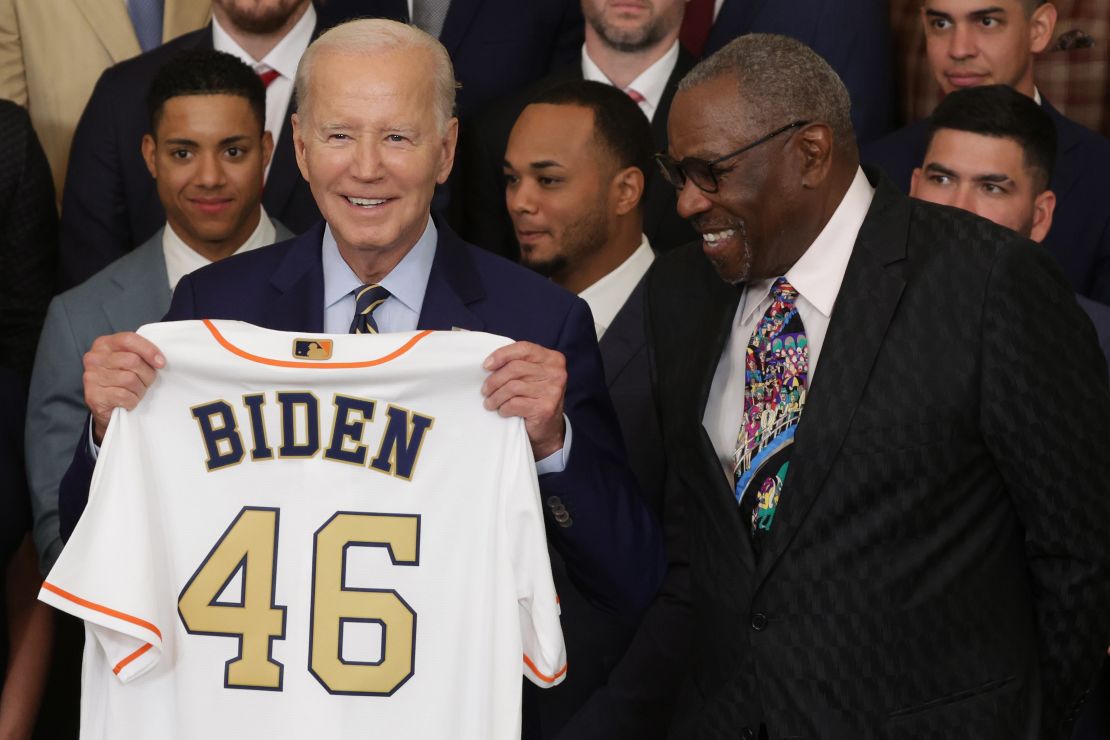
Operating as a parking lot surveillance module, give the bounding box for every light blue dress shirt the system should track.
[321,218,570,474]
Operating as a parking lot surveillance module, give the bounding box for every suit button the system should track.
[553,509,569,523]
[547,496,562,509]
[742,728,755,740]
[750,613,768,631]
[558,515,573,528]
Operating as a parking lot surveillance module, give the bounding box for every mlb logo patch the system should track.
[293,338,333,360]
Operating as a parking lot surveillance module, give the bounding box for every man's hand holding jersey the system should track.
[83,331,569,457]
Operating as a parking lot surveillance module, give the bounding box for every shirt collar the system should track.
[212,4,315,78]
[162,208,276,291]
[578,236,655,339]
[580,41,680,113]
[322,217,438,315]
[740,166,875,324]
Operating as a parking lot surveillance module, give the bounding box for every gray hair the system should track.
[679,33,855,150]
[294,18,457,131]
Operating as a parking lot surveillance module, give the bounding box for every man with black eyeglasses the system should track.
[618,33,1110,740]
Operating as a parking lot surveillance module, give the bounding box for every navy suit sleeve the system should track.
[57,275,199,540]
[538,297,665,617]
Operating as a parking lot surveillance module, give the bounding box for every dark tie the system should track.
[679,0,715,57]
[412,0,451,38]
[349,284,392,334]
[734,277,809,555]
[127,0,164,53]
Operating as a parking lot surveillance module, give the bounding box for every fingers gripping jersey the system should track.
[40,320,566,740]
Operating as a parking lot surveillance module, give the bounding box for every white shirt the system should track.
[702,166,875,480]
[212,4,316,178]
[162,210,277,291]
[581,41,680,122]
[578,237,655,340]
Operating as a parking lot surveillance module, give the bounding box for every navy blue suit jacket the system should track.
[862,99,1110,304]
[58,24,321,289]
[316,0,583,120]
[58,219,664,621]
[704,0,896,145]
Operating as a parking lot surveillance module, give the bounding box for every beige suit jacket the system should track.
[0,0,210,200]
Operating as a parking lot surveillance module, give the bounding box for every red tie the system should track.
[257,68,280,88]
[625,88,646,104]
[680,0,715,57]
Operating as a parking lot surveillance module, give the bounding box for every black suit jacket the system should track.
[862,99,1110,305]
[316,0,583,120]
[451,48,699,260]
[0,100,57,382]
[704,0,895,145]
[528,276,665,738]
[639,169,1110,739]
[58,24,320,289]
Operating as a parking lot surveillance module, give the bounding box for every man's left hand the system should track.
[482,341,567,460]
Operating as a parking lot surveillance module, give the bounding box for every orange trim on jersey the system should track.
[202,319,435,369]
[523,654,568,684]
[113,643,154,675]
[41,582,162,640]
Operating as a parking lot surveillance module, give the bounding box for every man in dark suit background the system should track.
[453,0,697,260]
[909,84,1110,375]
[637,33,1110,738]
[502,79,663,737]
[682,0,896,144]
[59,0,321,289]
[314,0,585,121]
[58,21,664,738]
[863,0,1110,305]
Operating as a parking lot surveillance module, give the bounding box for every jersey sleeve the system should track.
[502,421,567,689]
[39,406,169,683]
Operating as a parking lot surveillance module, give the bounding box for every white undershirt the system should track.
[702,167,876,481]
[212,5,315,179]
[162,209,277,291]
[578,237,655,340]
[581,41,680,123]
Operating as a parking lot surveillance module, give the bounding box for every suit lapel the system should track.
[753,172,910,587]
[1042,98,1082,200]
[599,277,647,387]
[438,0,484,57]
[685,266,756,571]
[705,0,771,54]
[72,0,140,63]
[102,232,172,329]
[651,47,696,150]
[417,219,486,331]
[263,21,315,219]
[267,223,327,333]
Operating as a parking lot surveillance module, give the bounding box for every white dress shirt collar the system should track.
[162,208,277,291]
[578,237,655,340]
[211,5,315,81]
[581,40,680,121]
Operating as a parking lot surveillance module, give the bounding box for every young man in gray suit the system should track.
[26,49,293,573]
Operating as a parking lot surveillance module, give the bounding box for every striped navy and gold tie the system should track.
[349,283,391,334]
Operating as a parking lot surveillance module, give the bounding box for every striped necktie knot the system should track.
[349,283,391,334]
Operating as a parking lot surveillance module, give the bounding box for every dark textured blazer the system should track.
[58,218,664,623]
[58,24,321,289]
[528,275,665,738]
[0,100,57,382]
[451,48,699,260]
[704,0,896,145]
[640,169,1110,739]
[862,99,1110,305]
[316,0,583,120]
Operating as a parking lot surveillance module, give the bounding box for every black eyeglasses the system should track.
[654,120,810,193]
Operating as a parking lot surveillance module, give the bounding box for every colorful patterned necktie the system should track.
[734,277,809,553]
[349,284,391,334]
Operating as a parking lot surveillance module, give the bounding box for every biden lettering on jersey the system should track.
[189,392,435,480]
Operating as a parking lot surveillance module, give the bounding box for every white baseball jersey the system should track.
[41,320,566,740]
